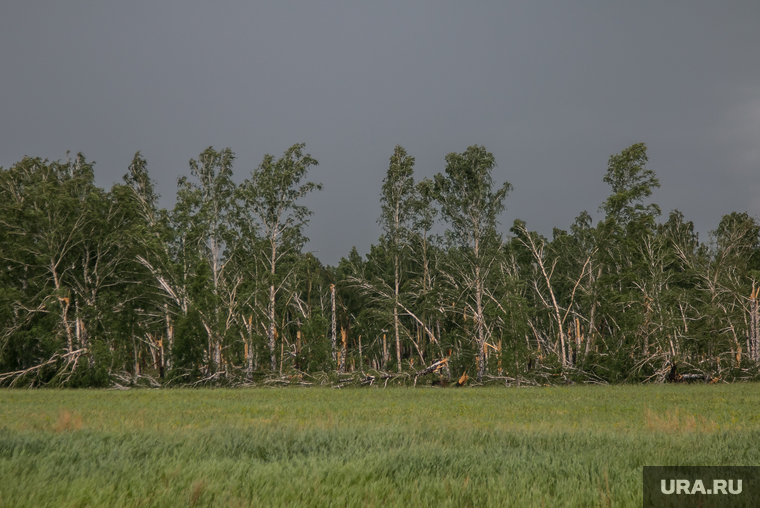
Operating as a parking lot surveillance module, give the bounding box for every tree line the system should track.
[1,142,759,387]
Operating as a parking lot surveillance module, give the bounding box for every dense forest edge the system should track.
[1,142,759,388]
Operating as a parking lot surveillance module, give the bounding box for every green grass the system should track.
[1,384,759,507]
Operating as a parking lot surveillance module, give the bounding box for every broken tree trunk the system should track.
[382,333,389,370]
[414,358,449,378]
[331,284,337,364]
[358,334,363,373]
[339,328,347,374]
[751,287,759,362]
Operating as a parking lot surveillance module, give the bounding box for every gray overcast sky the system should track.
[2,1,759,265]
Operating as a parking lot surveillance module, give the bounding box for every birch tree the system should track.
[0,156,91,371]
[379,146,416,371]
[170,147,236,373]
[0,153,131,384]
[410,179,443,363]
[237,143,321,372]
[430,145,511,382]
[512,221,594,367]
[594,143,661,370]
[119,153,174,372]
[348,147,443,371]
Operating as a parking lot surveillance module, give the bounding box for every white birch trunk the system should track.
[331,284,337,364]
[476,266,487,382]
[268,238,277,372]
[339,328,347,374]
[164,304,173,370]
[382,333,388,370]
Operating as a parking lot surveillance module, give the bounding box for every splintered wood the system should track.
[750,287,759,362]
[338,328,347,374]
[414,358,448,377]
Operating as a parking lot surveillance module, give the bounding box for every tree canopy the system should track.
[2,142,759,387]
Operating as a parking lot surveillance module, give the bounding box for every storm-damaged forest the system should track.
[2,142,759,388]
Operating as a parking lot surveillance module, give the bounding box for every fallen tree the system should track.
[0,348,87,388]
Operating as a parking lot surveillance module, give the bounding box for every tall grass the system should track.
[1,384,759,507]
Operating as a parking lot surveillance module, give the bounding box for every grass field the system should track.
[1,384,759,507]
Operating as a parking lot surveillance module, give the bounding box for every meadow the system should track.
[1,384,759,507]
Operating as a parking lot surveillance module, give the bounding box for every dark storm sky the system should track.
[2,2,759,266]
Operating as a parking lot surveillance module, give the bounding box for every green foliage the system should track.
[238,143,321,253]
[295,312,332,372]
[600,142,660,228]
[171,308,206,372]
[431,145,512,249]
[2,141,760,386]
[379,145,416,244]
